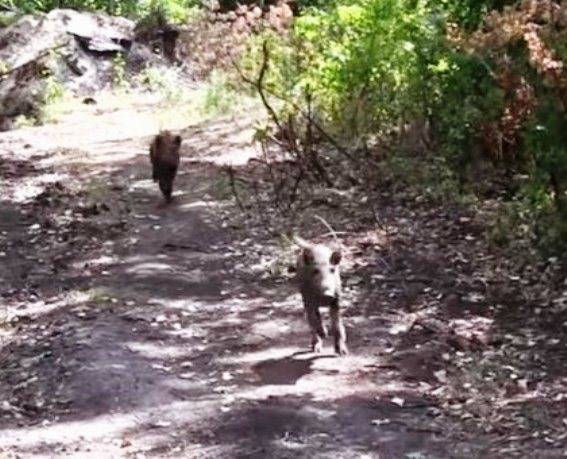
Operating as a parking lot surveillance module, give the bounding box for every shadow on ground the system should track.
[0,106,564,458]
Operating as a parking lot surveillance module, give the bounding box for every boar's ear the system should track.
[302,247,314,265]
[174,135,182,146]
[330,250,341,265]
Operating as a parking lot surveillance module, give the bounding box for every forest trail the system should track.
[0,95,488,458]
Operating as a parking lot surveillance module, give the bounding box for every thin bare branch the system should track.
[0,43,68,79]
[225,165,246,212]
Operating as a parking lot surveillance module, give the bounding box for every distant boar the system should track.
[149,131,182,203]
[295,236,348,355]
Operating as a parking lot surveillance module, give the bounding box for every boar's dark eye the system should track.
[312,268,320,275]
[329,267,336,273]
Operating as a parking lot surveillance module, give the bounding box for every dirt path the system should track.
[0,95,502,458]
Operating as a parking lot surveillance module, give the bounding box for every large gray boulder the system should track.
[0,9,162,128]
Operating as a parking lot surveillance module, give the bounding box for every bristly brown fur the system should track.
[149,130,182,203]
[294,234,348,355]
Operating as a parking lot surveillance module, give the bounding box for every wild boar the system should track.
[294,236,348,355]
[149,131,182,203]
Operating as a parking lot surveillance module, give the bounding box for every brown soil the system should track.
[0,94,565,458]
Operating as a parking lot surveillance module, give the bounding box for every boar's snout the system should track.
[321,292,339,305]
[296,241,343,305]
[320,279,339,303]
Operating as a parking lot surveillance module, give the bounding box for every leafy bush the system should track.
[238,0,567,257]
[438,0,517,29]
[522,98,567,254]
[7,0,141,16]
[138,0,201,24]
[295,0,336,10]
[455,1,567,256]
[431,51,503,172]
[241,0,447,143]
[5,0,200,21]
[133,64,187,102]
[202,69,238,115]
[112,53,128,88]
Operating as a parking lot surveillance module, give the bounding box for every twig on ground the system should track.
[225,165,246,212]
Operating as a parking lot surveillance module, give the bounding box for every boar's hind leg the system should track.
[151,161,158,182]
[159,179,173,202]
[158,166,177,202]
[305,305,326,353]
[330,305,348,356]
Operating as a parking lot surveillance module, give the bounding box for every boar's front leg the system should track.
[330,303,348,355]
[304,302,327,353]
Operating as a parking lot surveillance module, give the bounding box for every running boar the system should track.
[295,236,348,355]
[149,131,182,203]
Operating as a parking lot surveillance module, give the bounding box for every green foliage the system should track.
[437,0,516,29]
[295,0,336,10]
[0,11,19,26]
[137,0,200,25]
[432,51,502,168]
[6,0,200,22]
[0,59,9,74]
[8,0,141,16]
[243,0,446,143]
[134,64,185,101]
[43,72,65,103]
[202,69,238,116]
[380,154,463,204]
[112,53,128,88]
[35,65,70,124]
[13,114,36,128]
[239,0,567,257]
[522,97,567,255]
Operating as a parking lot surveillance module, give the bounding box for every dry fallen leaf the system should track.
[391,397,405,407]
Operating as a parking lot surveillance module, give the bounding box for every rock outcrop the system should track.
[0,9,162,129]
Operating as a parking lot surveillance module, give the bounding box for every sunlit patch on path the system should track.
[0,92,491,458]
